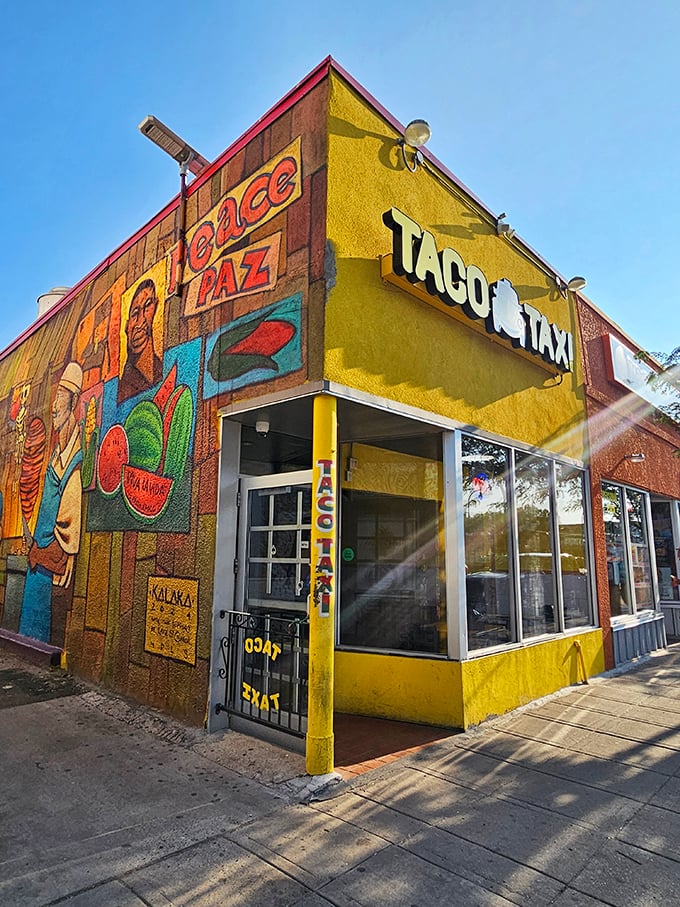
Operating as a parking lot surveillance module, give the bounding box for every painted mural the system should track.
[203,293,302,397]
[0,72,325,726]
[167,137,302,302]
[184,232,282,317]
[88,337,200,532]
[18,361,83,642]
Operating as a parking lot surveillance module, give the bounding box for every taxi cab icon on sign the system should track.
[489,279,526,347]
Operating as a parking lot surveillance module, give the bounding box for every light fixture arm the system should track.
[556,275,587,298]
[138,115,210,301]
[172,161,189,299]
[399,139,422,172]
[397,119,431,173]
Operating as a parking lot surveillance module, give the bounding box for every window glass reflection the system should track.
[602,483,633,616]
[515,453,555,637]
[627,490,654,609]
[556,464,591,627]
[462,437,513,649]
[339,438,446,655]
[651,500,680,601]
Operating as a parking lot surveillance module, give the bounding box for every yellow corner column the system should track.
[306,394,338,775]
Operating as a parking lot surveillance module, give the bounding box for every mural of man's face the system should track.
[126,285,157,357]
[52,387,75,434]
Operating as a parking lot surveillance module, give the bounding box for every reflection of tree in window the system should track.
[462,436,513,649]
[556,464,590,627]
[515,453,555,637]
[602,483,632,617]
[464,439,593,647]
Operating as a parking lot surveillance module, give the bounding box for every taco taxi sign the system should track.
[381,208,573,373]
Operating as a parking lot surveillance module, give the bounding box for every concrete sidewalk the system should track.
[2,647,680,905]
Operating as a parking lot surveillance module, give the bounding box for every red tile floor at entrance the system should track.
[333,712,456,779]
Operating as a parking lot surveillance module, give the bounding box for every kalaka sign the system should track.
[382,208,573,372]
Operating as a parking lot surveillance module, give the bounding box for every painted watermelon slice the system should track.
[97,424,129,496]
[121,464,174,522]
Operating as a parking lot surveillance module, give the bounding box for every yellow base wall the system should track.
[334,651,464,727]
[461,629,605,728]
[334,629,604,730]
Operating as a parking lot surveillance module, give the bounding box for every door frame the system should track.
[208,462,313,733]
[235,470,313,616]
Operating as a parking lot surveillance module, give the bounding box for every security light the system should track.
[138,115,210,176]
[567,276,587,292]
[496,213,516,239]
[399,119,431,172]
[557,275,588,298]
[403,119,431,148]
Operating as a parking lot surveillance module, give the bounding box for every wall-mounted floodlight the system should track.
[567,276,587,292]
[496,213,516,239]
[557,275,588,298]
[138,115,210,176]
[399,119,431,172]
[624,453,646,463]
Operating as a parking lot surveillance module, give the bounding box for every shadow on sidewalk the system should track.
[0,664,86,710]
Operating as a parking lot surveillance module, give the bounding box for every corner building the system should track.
[0,59,606,769]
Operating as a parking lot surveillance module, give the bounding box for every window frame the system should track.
[650,496,680,603]
[460,432,596,659]
[601,481,660,622]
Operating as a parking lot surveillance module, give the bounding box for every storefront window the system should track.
[602,482,656,617]
[464,434,593,651]
[463,437,513,649]
[516,453,556,638]
[339,436,446,654]
[651,499,680,601]
[627,490,654,609]
[602,484,633,616]
[555,464,591,628]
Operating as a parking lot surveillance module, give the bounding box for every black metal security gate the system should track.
[215,610,309,736]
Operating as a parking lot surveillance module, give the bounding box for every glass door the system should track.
[237,471,313,615]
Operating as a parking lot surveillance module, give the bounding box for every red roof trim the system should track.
[2,55,578,362]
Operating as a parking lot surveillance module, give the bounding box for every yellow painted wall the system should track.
[334,649,464,727]
[334,629,604,729]
[460,629,604,727]
[341,442,442,499]
[325,72,587,461]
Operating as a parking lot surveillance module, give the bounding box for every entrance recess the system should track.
[216,471,312,737]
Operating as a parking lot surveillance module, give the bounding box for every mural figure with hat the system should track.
[19,361,83,642]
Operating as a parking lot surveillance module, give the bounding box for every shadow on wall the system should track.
[329,114,409,172]
[328,256,577,413]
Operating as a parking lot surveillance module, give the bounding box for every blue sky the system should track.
[2,1,678,356]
